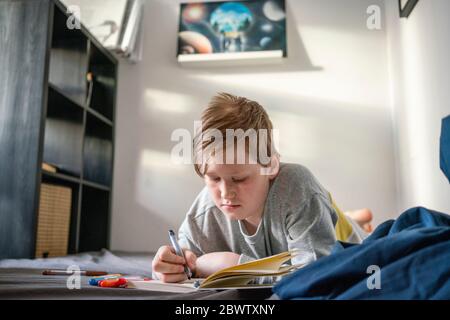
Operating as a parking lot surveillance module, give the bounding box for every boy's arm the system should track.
[194,252,241,278]
[285,193,337,266]
[177,215,242,278]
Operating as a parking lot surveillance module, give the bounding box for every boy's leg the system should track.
[345,208,373,233]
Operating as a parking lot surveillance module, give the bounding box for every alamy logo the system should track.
[170,121,280,175]
[66,5,81,30]
[366,265,381,290]
[366,5,381,30]
[66,265,81,290]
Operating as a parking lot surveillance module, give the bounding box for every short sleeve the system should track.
[285,193,337,266]
[177,217,204,258]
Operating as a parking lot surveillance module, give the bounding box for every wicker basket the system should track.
[35,183,72,258]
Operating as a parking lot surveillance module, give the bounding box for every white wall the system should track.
[386,0,450,214]
[111,0,397,252]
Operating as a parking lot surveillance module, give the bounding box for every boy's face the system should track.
[204,161,276,222]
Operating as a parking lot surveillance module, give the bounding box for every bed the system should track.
[3,116,448,300]
[0,250,275,300]
[2,208,449,300]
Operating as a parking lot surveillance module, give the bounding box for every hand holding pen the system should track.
[151,230,197,283]
[168,229,193,280]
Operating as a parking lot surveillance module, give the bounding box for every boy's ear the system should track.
[266,155,280,180]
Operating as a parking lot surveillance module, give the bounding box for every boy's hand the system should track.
[152,245,197,283]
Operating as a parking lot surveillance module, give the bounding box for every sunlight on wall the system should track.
[136,149,192,215]
[298,26,388,108]
[188,26,388,112]
[399,19,433,205]
[270,111,320,162]
[142,88,195,115]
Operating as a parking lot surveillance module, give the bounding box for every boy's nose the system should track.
[220,184,236,200]
[222,190,236,200]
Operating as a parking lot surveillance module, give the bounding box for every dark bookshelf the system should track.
[0,0,118,259]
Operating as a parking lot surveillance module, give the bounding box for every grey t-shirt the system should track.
[177,163,339,271]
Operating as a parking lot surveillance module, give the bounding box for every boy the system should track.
[152,93,369,283]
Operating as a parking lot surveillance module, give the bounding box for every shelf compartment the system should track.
[49,6,88,107]
[43,86,84,178]
[87,41,116,121]
[78,185,110,252]
[83,113,113,186]
[40,174,80,255]
[48,83,84,110]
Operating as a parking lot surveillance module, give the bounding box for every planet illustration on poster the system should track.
[261,23,274,33]
[263,0,286,22]
[182,3,207,23]
[259,36,272,49]
[178,31,213,54]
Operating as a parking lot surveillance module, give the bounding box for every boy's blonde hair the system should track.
[193,92,279,177]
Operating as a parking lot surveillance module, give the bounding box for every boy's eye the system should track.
[232,177,246,183]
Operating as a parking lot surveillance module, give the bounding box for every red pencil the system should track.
[42,269,108,276]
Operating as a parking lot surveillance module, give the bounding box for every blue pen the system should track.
[168,229,192,280]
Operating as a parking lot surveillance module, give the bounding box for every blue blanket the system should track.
[441,115,450,183]
[273,207,450,299]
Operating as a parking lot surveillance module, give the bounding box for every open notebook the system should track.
[127,250,302,293]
